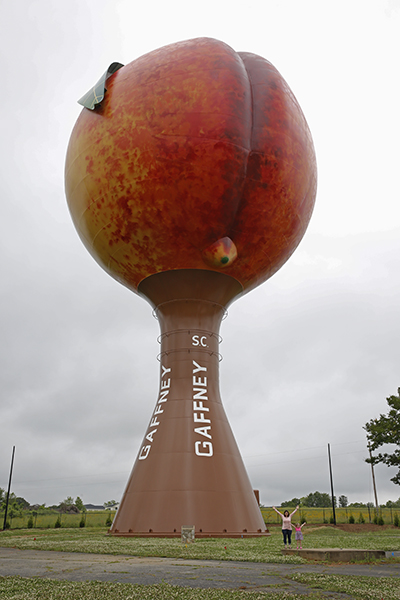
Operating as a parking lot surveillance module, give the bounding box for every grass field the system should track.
[2,526,300,563]
[0,524,399,599]
[3,505,399,530]
[1,523,400,560]
[0,510,116,530]
[261,505,399,525]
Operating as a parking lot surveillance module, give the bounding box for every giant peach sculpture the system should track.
[65,37,317,537]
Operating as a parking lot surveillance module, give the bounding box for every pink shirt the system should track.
[274,506,298,529]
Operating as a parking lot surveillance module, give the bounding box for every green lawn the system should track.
[1,524,400,562]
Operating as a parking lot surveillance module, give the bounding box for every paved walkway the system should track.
[0,548,400,594]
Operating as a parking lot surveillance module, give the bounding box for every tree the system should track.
[301,491,333,507]
[58,497,79,514]
[280,497,300,507]
[339,495,348,507]
[364,387,400,485]
[1,491,17,512]
[104,500,117,509]
[75,497,85,512]
[386,497,400,508]
[14,497,30,510]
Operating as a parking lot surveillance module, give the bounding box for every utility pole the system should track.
[368,442,379,513]
[3,446,15,531]
[327,443,336,525]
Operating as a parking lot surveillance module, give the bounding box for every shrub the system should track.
[299,512,307,524]
[358,512,365,524]
[329,515,335,524]
[348,514,355,524]
[27,515,34,528]
[377,514,384,526]
[394,513,399,527]
[54,515,62,528]
[373,512,378,525]
[105,514,112,527]
[79,516,86,528]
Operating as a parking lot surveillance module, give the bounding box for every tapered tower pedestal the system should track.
[109,270,267,537]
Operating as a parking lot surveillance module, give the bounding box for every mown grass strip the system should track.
[0,576,349,600]
[289,572,400,600]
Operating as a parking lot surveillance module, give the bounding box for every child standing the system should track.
[294,522,306,549]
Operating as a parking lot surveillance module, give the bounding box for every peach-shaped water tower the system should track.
[65,38,317,537]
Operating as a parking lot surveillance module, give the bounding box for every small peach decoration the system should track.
[202,237,238,268]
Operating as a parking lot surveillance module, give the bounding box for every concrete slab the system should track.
[283,548,386,562]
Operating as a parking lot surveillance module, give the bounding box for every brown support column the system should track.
[109,270,267,537]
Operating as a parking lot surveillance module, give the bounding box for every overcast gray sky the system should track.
[1,0,400,509]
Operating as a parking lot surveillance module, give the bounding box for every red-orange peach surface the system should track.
[65,37,317,297]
